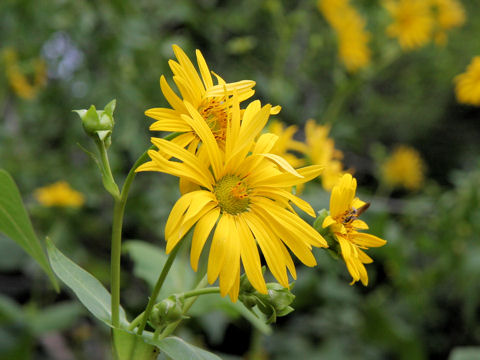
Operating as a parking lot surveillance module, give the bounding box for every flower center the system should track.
[214,175,250,215]
[198,98,228,144]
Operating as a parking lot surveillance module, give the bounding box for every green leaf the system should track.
[29,302,84,335]
[145,336,222,360]
[0,169,58,291]
[123,240,195,299]
[113,328,159,360]
[448,347,480,360]
[46,238,127,327]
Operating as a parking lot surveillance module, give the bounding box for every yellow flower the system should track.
[137,100,327,301]
[384,0,434,50]
[454,56,480,106]
[34,181,85,208]
[430,0,465,45]
[318,0,371,72]
[268,120,307,169]
[304,119,344,191]
[145,45,266,152]
[381,145,425,191]
[323,174,386,285]
[3,48,47,100]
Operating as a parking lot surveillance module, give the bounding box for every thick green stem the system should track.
[109,131,181,328]
[136,243,183,335]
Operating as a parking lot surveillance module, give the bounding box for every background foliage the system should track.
[1,0,480,359]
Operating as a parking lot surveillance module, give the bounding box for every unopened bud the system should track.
[74,99,116,147]
[150,295,184,329]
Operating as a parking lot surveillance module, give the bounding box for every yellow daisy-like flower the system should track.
[323,174,386,285]
[430,0,465,45]
[384,0,434,50]
[145,45,263,152]
[34,181,85,208]
[454,56,480,106]
[268,120,307,169]
[381,145,425,191]
[304,119,344,191]
[137,100,327,301]
[318,0,371,72]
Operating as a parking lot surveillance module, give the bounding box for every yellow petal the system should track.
[195,49,213,89]
[322,215,337,228]
[190,207,220,271]
[352,233,387,248]
[236,216,267,294]
[160,75,186,113]
[207,214,228,284]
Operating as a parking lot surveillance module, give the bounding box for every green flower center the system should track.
[214,175,250,215]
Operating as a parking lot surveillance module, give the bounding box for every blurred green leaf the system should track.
[46,238,127,327]
[29,301,83,335]
[0,169,59,291]
[124,240,195,299]
[448,347,480,360]
[145,336,222,360]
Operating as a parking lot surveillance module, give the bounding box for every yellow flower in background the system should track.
[304,119,345,191]
[34,181,85,208]
[3,48,47,100]
[145,45,277,152]
[137,99,327,301]
[318,0,371,72]
[323,174,386,285]
[430,0,465,45]
[384,0,434,50]
[268,120,307,169]
[381,145,425,191]
[454,56,480,106]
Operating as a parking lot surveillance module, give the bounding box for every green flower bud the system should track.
[74,99,116,147]
[149,295,184,330]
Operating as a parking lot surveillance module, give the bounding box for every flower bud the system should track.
[74,99,116,147]
[313,209,340,258]
[149,295,184,329]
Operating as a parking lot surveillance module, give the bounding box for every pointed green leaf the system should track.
[144,336,222,360]
[0,169,58,291]
[46,238,127,327]
[113,328,159,360]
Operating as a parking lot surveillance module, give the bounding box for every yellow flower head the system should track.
[384,0,434,50]
[454,56,480,106]
[145,45,268,152]
[304,119,344,191]
[318,0,371,72]
[34,181,85,208]
[430,0,465,45]
[381,145,425,191]
[323,174,386,285]
[137,99,327,301]
[268,120,307,169]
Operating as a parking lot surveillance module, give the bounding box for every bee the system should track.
[343,202,370,224]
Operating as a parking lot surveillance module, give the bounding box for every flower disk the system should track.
[214,175,250,215]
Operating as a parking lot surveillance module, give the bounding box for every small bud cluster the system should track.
[239,274,295,324]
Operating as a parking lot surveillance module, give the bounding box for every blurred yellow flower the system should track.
[381,145,425,191]
[318,0,371,72]
[137,99,327,301]
[3,48,47,100]
[304,119,345,191]
[430,0,465,45]
[323,174,386,285]
[145,45,266,152]
[34,181,85,208]
[268,120,307,169]
[384,0,434,50]
[454,56,480,106]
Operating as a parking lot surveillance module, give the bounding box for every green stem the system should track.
[109,131,182,328]
[98,139,120,200]
[136,242,183,335]
[183,287,220,299]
